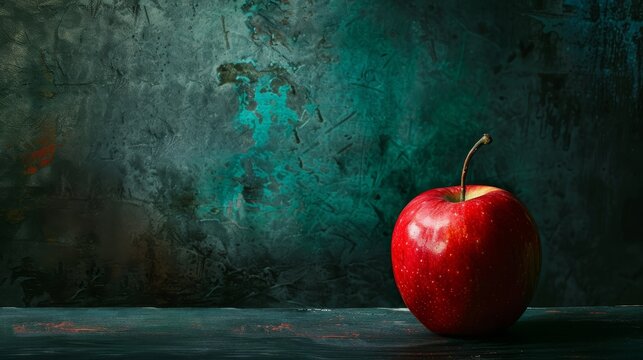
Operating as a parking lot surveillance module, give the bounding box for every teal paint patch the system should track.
[196,70,308,223]
[236,75,298,147]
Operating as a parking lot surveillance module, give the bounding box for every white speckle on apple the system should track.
[407,222,421,239]
[428,240,446,254]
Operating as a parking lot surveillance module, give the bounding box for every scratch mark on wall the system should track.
[221,15,230,50]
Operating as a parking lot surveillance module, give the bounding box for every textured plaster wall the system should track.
[0,0,641,307]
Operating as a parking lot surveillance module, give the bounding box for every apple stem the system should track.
[460,133,493,202]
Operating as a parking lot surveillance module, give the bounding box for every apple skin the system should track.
[391,184,540,336]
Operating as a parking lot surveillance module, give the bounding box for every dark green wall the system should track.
[0,0,641,307]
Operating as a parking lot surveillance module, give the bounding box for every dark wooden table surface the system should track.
[1,307,641,359]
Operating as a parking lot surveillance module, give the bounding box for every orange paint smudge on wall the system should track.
[28,144,56,162]
[21,120,57,175]
[23,143,56,175]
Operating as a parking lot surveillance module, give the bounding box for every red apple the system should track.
[391,134,541,336]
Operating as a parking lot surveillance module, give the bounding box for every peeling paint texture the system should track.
[0,0,641,307]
